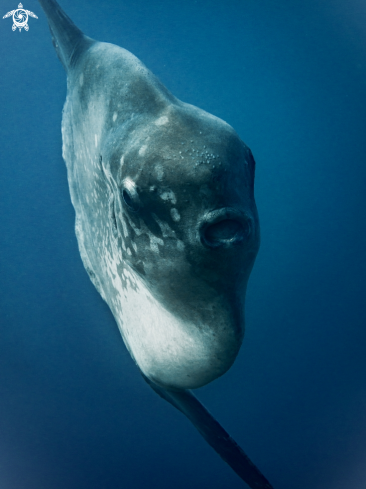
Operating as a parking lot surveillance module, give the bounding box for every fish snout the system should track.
[199,208,253,249]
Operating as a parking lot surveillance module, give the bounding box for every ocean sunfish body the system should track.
[38,0,273,487]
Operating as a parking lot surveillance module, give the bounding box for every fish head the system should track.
[101,104,260,389]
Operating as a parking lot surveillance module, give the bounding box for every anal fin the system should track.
[143,375,274,489]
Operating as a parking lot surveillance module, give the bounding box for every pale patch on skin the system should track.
[94,134,98,148]
[150,235,164,253]
[139,145,147,156]
[123,176,135,190]
[177,240,185,251]
[159,189,177,205]
[170,208,180,222]
[121,218,129,238]
[112,266,220,389]
[155,115,169,126]
[124,213,143,236]
[155,164,164,182]
[79,73,84,86]
[119,155,125,175]
[153,213,176,239]
[113,112,117,122]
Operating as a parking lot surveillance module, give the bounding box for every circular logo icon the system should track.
[12,7,28,31]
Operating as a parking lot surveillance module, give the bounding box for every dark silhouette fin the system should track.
[144,376,274,489]
[38,0,95,71]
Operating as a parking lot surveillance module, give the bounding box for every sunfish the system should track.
[38,0,273,487]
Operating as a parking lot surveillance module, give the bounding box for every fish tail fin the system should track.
[38,0,94,71]
[144,376,274,489]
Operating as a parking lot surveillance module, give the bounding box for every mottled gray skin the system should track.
[62,41,259,390]
[39,0,259,392]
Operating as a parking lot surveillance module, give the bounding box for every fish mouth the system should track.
[199,208,253,249]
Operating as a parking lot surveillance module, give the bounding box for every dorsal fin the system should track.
[38,0,95,71]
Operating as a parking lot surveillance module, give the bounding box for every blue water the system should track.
[1,0,366,487]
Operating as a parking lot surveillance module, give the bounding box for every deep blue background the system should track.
[1,1,366,488]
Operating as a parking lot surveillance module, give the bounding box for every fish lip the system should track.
[198,207,253,249]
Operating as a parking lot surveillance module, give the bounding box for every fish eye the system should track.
[122,178,140,212]
[122,189,139,211]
